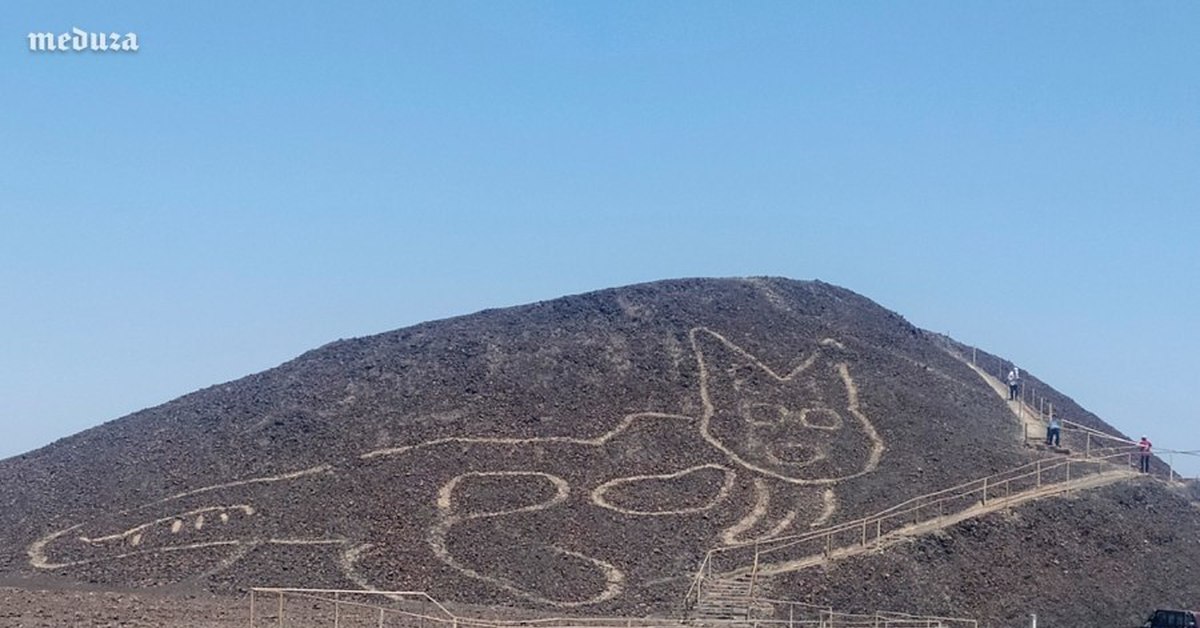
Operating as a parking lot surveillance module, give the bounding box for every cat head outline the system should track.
[690,328,884,485]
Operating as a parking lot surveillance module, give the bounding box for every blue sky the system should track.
[2,2,1197,474]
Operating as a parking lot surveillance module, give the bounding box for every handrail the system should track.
[686,346,1196,623]
[688,447,1145,604]
[252,587,456,619]
[251,586,976,628]
[708,448,1132,559]
[755,450,1132,558]
[252,587,685,628]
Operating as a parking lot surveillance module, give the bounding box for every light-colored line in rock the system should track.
[591,465,734,516]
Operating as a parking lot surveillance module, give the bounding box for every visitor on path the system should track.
[1138,436,1153,473]
[1046,415,1062,448]
[1007,367,1021,400]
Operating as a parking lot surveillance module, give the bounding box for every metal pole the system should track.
[1086,433,1091,458]
[334,592,340,628]
[278,591,283,628]
[982,478,988,505]
[249,589,255,628]
[379,607,384,628]
[749,542,760,598]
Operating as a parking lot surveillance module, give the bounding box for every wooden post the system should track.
[277,591,283,628]
[789,603,795,628]
[334,592,340,628]
[249,589,255,628]
[378,607,384,628]
[861,522,867,547]
[1036,460,1042,487]
[972,347,977,364]
[876,519,882,547]
[825,532,832,557]
[982,478,988,505]
[1066,459,1071,481]
[1086,433,1091,458]
[749,543,760,597]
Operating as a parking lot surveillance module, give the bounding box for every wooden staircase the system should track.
[693,572,774,621]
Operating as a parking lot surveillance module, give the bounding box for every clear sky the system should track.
[3,2,1197,474]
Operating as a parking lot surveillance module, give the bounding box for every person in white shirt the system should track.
[1006,367,1021,400]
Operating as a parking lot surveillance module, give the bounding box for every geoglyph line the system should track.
[362,413,696,460]
[591,465,735,516]
[79,505,255,544]
[431,471,624,607]
[31,326,881,608]
[155,464,334,504]
[721,480,771,545]
[692,327,885,486]
[809,489,837,528]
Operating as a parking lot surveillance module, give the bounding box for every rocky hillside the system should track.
[0,277,1191,623]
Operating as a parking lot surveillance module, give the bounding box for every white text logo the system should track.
[28,28,139,52]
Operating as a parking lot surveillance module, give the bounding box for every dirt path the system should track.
[745,467,1136,577]
[962,361,1046,445]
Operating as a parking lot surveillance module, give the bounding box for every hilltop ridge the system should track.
[1,277,1193,627]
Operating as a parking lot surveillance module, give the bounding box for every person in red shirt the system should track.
[1138,436,1153,473]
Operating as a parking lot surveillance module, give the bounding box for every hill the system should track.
[0,277,1193,623]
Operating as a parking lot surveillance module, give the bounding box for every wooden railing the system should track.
[249,587,976,628]
[686,448,1145,612]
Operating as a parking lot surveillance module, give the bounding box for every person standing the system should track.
[1138,436,1153,473]
[1046,415,1062,448]
[1007,367,1021,400]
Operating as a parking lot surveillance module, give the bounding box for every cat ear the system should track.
[690,327,818,385]
[690,328,762,390]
